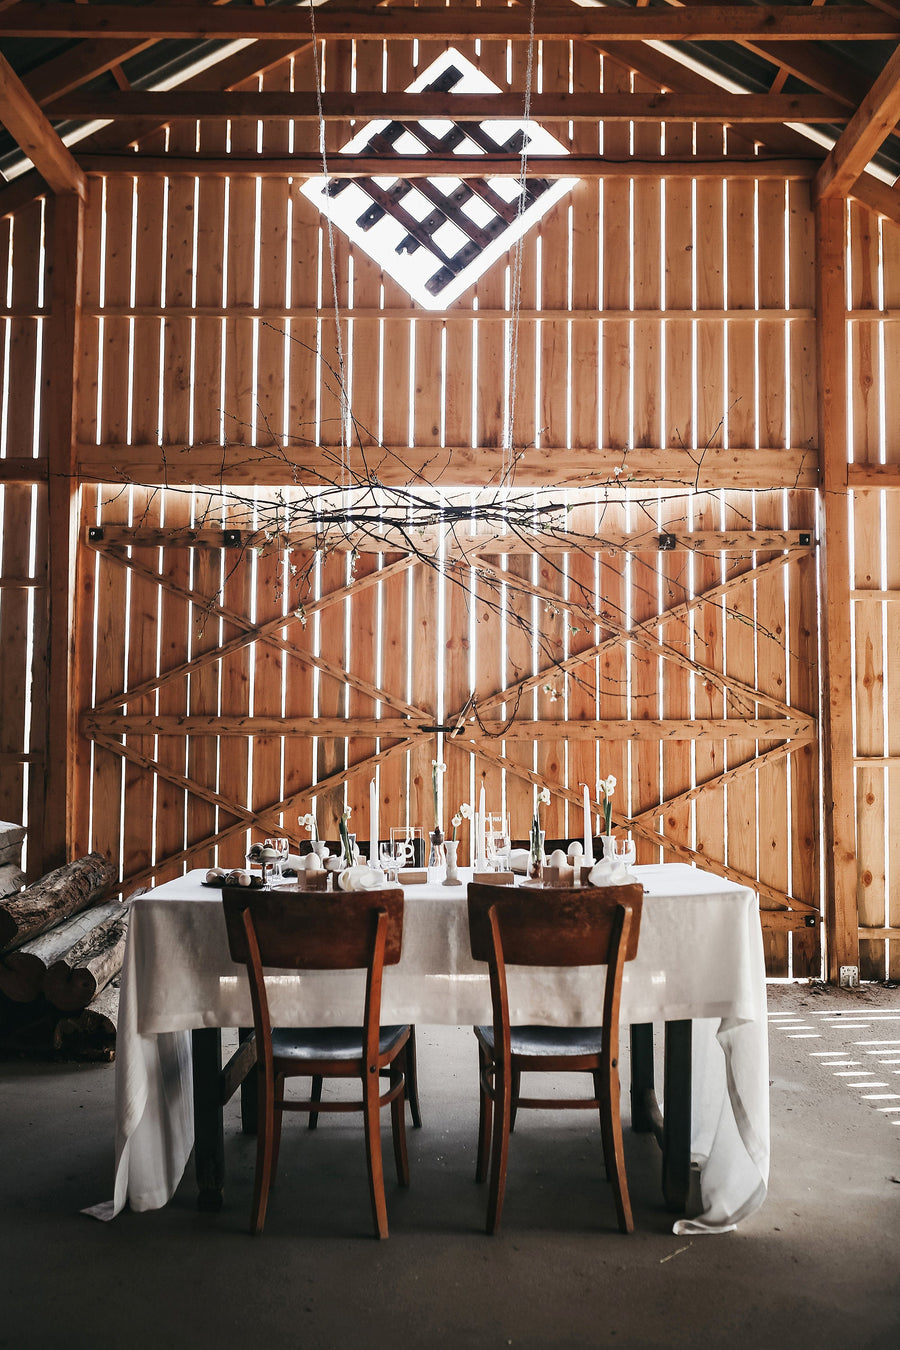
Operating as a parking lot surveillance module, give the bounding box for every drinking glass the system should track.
[611,837,636,876]
[390,827,418,870]
[380,842,404,881]
[486,813,511,870]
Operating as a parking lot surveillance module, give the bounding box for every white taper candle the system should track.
[583,784,593,866]
[370,778,378,867]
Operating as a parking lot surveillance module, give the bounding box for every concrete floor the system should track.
[1,983,898,1350]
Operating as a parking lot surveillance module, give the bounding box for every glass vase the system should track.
[428,827,446,878]
[529,827,545,882]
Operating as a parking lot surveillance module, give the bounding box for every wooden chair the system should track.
[222,887,411,1239]
[467,882,644,1235]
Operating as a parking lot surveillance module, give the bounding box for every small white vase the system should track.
[442,838,461,886]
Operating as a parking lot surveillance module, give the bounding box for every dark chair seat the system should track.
[475,1024,604,1059]
[273,1025,409,1061]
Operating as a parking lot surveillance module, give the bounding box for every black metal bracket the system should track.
[658,533,677,551]
[805,914,817,928]
[418,724,456,734]
[223,530,241,548]
[87,526,104,542]
[799,532,812,546]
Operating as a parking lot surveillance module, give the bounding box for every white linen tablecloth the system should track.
[87,863,769,1234]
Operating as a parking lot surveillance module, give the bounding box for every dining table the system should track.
[86,862,769,1235]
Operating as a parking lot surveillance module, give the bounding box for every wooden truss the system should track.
[82,527,818,929]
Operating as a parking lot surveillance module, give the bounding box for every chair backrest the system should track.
[468,883,643,1056]
[222,887,405,1067]
[468,883,643,968]
[222,887,405,970]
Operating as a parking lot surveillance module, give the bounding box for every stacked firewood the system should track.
[0,832,126,1061]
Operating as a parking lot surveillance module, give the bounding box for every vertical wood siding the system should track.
[10,36,897,976]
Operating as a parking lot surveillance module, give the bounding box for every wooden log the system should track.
[43,908,129,1012]
[0,820,26,851]
[0,842,24,866]
[0,863,25,899]
[0,851,116,953]
[0,900,122,1003]
[52,979,120,1061]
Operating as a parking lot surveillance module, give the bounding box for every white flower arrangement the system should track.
[299,811,318,841]
[597,775,616,835]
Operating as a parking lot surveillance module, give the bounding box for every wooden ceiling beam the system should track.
[0,5,897,43]
[47,89,852,125]
[0,53,86,196]
[77,152,817,178]
[814,43,900,200]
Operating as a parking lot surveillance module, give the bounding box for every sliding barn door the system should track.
[76,487,820,976]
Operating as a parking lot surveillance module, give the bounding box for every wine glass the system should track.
[380,841,403,881]
[390,827,417,870]
[487,813,511,870]
[611,836,636,877]
[274,837,290,878]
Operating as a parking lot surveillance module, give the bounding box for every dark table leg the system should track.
[629,1020,693,1214]
[191,1027,225,1212]
[629,1022,657,1133]
[662,1020,692,1213]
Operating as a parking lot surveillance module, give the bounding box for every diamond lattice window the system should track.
[300,49,578,310]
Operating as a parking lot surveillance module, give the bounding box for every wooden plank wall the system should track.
[9,36,897,976]
[848,204,900,981]
[0,199,48,878]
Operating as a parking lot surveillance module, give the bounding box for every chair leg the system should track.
[390,1059,410,1188]
[475,1040,492,1184]
[485,1063,512,1235]
[363,1069,389,1240]
[405,1025,423,1128]
[250,1070,276,1236]
[593,1069,610,1180]
[270,1073,285,1184]
[598,1067,633,1234]
[510,1064,521,1132]
[308,1074,323,1130]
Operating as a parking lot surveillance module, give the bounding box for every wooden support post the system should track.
[816,196,859,982]
[43,192,85,871]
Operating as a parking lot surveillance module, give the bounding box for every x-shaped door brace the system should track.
[84,537,815,912]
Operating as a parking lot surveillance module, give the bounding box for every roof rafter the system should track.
[19,0,241,106]
[814,42,900,199]
[652,0,873,106]
[0,52,86,196]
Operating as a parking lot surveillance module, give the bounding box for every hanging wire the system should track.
[307,0,351,490]
[503,0,537,488]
